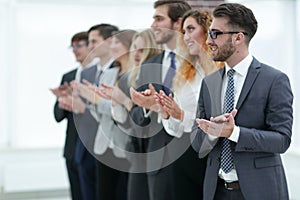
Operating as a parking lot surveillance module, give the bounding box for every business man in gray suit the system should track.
[74,23,119,200]
[53,31,90,200]
[60,24,119,200]
[192,3,293,200]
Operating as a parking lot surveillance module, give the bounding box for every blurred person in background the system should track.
[51,31,91,200]
[58,23,119,200]
[72,29,136,200]
[100,29,162,200]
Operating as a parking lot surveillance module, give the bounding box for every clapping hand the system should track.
[50,82,72,97]
[196,109,237,138]
[70,79,101,105]
[130,83,158,111]
[100,82,132,110]
[58,93,86,113]
[154,90,183,120]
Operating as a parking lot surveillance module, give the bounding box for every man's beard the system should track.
[213,38,236,62]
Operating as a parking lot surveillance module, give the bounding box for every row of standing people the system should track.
[52,1,293,200]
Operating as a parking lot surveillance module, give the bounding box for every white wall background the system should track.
[228,0,300,152]
[0,0,299,199]
[0,0,154,148]
[0,0,298,149]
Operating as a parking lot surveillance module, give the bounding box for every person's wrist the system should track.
[126,99,132,111]
[162,112,170,119]
[179,110,184,121]
[93,95,100,105]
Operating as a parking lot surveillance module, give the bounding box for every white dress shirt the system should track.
[218,54,253,182]
[162,63,204,138]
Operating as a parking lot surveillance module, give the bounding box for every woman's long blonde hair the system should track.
[128,29,163,87]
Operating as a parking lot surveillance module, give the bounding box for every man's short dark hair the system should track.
[213,3,258,43]
[88,23,119,39]
[154,0,191,22]
[71,31,88,44]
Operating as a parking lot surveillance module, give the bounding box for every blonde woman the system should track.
[73,29,136,200]
[100,29,162,200]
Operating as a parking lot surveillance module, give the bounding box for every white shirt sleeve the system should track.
[111,104,128,123]
[142,107,152,118]
[162,110,196,138]
[228,125,240,143]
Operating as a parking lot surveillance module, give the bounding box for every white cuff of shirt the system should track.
[228,125,240,143]
[162,117,183,138]
[111,104,127,123]
[208,134,218,141]
[142,107,152,118]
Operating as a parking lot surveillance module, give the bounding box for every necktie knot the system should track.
[227,69,235,77]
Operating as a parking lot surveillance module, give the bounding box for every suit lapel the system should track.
[212,68,224,116]
[203,68,224,117]
[236,58,261,110]
[81,65,97,83]
[69,69,77,81]
[156,51,165,84]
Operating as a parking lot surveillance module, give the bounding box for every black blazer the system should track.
[130,52,177,174]
[73,65,99,161]
[54,68,78,160]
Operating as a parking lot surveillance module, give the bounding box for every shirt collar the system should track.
[97,58,114,71]
[163,45,176,60]
[225,54,253,77]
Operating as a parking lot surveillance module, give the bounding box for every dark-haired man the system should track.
[53,31,92,200]
[58,24,119,200]
[192,3,293,200]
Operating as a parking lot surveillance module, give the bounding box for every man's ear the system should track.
[233,32,245,45]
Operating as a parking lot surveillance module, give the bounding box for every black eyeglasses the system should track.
[208,30,248,40]
[69,42,88,50]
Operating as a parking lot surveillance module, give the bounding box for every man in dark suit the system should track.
[130,1,191,200]
[60,24,119,200]
[53,31,90,200]
[192,3,293,200]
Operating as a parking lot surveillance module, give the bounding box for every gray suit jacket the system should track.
[73,65,99,160]
[92,67,130,160]
[192,57,293,200]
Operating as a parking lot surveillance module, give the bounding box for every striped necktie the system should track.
[220,69,235,173]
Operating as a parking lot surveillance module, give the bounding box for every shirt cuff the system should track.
[181,110,195,132]
[111,104,127,123]
[228,125,240,143]
[162,117,183,138]
[142,107,152,118]
[208,134,218,141]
